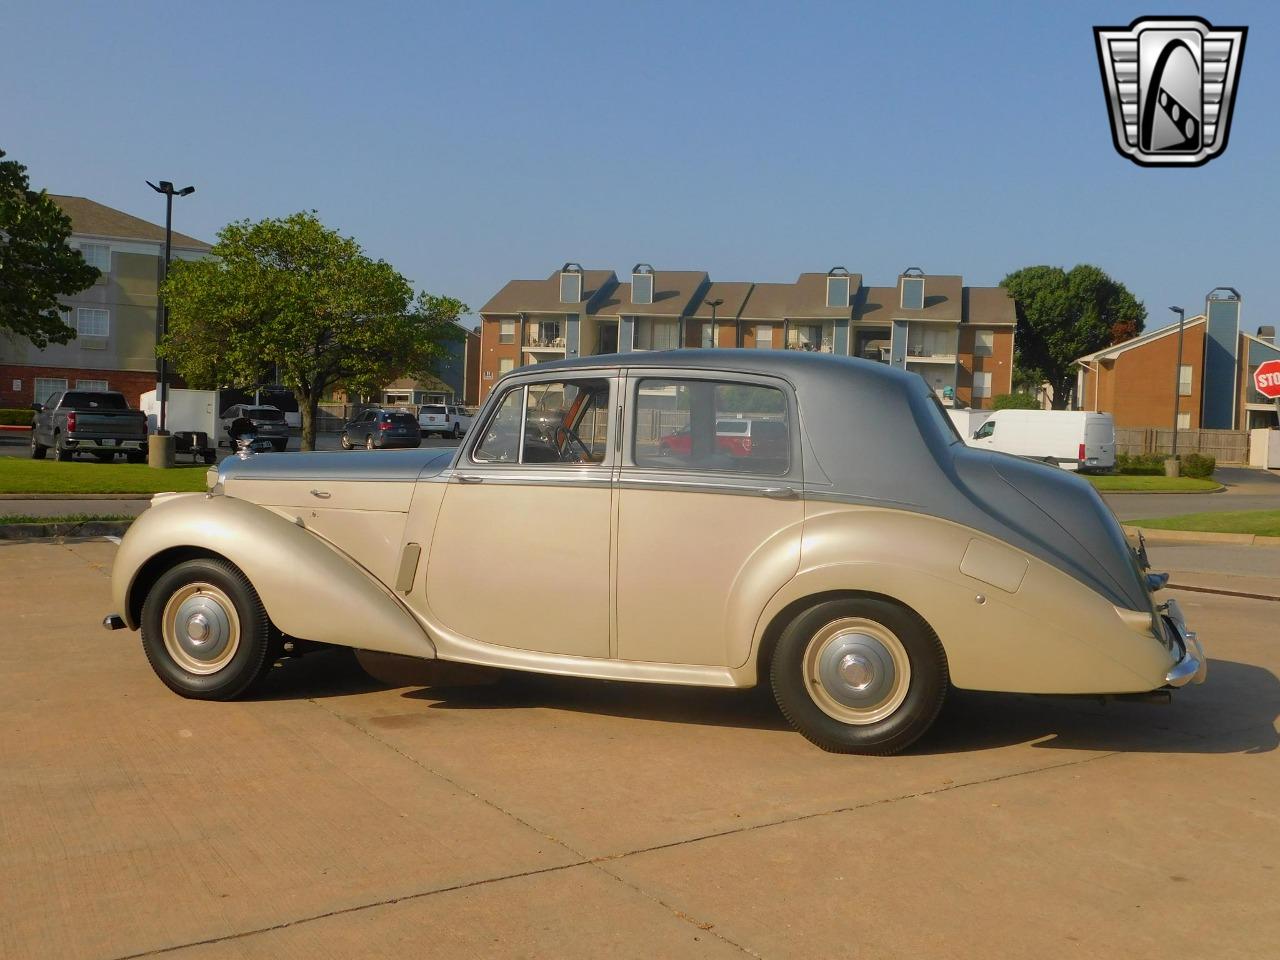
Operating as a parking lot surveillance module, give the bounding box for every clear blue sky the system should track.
[3,1,1274,333]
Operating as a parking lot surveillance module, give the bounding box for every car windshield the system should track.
[245,408,284,421]
[62,392,127,410]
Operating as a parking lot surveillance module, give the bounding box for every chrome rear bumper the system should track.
[1162,597,1206,687]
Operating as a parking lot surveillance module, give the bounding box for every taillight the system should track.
[379,421,391,430]
[66,412,76,431]
[1078,442,1086,461]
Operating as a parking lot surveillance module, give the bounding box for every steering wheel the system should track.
[554,424,593,462]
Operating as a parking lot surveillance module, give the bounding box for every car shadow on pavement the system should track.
[257,652,1278,754]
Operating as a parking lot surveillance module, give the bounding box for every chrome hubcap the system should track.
[803,618,911,725]
[161,582,241,675]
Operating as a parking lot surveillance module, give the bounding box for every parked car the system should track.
[340,409,422,449]
[105,351,1202,755]
[657,418,787,460]
[31,390,148,462]
[418,403,475,438]
[969,410,1116,473]
[219,405,290,452]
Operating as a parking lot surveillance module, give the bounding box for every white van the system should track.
[968,410,1116,473]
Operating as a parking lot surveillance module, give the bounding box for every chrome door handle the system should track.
[761,486,797,499]
[457,475,485,484]
[309,489,331,499]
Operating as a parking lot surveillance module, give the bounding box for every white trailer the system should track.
[139,388,219,463]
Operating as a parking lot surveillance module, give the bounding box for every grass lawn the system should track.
[1135,510,1280,538]
[0,459,208,495]
[0,513,137,524]
[1085,474,1222,493]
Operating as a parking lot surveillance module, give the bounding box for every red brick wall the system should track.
[0,364,160,409]
[478,315,522,402]
[1080,324,1206,428]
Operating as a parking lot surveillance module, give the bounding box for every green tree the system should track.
[159,212,466,449]
[1002,264,1145,410]
[0,149,100,347]
[991,392,1041,411]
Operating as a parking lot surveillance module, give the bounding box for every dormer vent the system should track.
[900,268,925,310]
[560,262,583,304]
[632,263,654,305]
[826,266,851,308]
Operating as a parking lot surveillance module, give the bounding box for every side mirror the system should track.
[31,402,43,412]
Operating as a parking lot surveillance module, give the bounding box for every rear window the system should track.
[422,405,447,415]
[390,413,418,426]
[245,407,284,421]
[62,391,128,410]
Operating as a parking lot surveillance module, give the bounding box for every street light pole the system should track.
[1169,305,1185,461]
[704,298,723,348]
[146,180,195,447]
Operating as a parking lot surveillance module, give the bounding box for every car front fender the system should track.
[111,493,436,659]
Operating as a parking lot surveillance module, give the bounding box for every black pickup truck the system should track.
[31,390,149,462]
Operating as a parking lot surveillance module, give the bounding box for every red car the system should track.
[658,419,762,457]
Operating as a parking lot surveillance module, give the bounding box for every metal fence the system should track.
[1114,427,1249,463]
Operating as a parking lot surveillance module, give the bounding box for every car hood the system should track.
[215,448,454,486]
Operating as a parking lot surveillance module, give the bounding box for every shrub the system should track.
[1116,452,1166,475]
[991,392,1041,411]
[0,408,33,426]
[1181,453,1216,479]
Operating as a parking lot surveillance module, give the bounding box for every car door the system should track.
[615,371,803,667]
[425,373,616,658]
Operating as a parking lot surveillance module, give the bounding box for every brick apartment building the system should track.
[1075,288,1280,431]
[0,196,211,409]
[476,264,1016,406]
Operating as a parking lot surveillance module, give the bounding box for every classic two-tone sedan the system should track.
[105,352,1204,754]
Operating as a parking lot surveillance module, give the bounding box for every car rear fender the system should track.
[112,494,435,659]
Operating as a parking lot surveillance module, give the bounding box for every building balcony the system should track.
[784,342,833,353]
[522,336,566,354]
[904,348,956,364]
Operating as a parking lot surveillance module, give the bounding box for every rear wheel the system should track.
[771,597,948,755]
[140,558,272,700]
[54,433,72,461]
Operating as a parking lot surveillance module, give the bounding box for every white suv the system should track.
[418,403,475,439]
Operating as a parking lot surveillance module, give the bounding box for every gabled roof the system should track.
[689,281,754,320]
[479,269,618,315]
[50,195,211,250]
[738,273,861,321]
[621,271,709,317]
[1075,315,1207,364]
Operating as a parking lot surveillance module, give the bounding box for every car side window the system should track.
[634,378,791,476]
[473,378,611,465]
[974,421,995,439]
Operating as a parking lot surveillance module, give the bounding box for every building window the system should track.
[1177,412,1191,429]
[560,263,583,304]
[907,325,952,358]
[700,323,714,349]
[632,264,654,305]
[787,324,826,351]
[527,320,562,347]
[78,243,110,272]
[754,324,774,349]
[499,358,515,375]
[973,371,992,398]
[35,378,68,403]
[1179,364,1193,396]
[974,329,994,357]
[635,318,679,351]
[76,308,109,337]
[901,276,925,310]
[499,319,515,343]
[827,275,850,308]
[76,379,109,391]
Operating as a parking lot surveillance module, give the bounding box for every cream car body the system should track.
[108,351,1203,753]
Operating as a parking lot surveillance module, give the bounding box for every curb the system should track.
[0,493,154,500]
[1099,483,1226,495]
[0,519,134,541]
[1167,582,1280,603]
[1123,524,1280,548]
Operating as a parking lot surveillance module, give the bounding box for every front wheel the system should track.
[771,597,948,755]
[140,558,272,700]
[451,423,461,439]
[340,433,353,450]
[31,431,47,460]
[365,434,375,450]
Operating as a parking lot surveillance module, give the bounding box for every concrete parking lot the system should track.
[2,539,1278,959]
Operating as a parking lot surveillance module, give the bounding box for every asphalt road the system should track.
[1104,465,1280,521]
[3,539,1277,959]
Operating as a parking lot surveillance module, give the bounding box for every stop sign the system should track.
[1255,359,1280,400]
